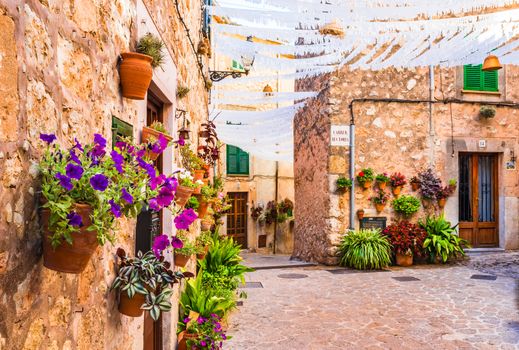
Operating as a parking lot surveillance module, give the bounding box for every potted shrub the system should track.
[173,231,197,268]
[419,215,469,263]
[110,248,192,319]
[197,184,217,218]
[180,144,206,193]
[410,176,420,191]
[196,230,212,260]
[356,168,374,189]
[336,176,352,193]
[357,209,365,221]
[370,189,390,213]
[178,312,229,350]
[479,105,496,119]
[176,170,198,207]
[389,172,407,196]
[142,121,173,161]
[375,173,390,190]
[338,229,391,270]
[382,221,427,267]
[417,168,442,204]
[120,33,164,100]
[391,195,421,217]
[38,133,156,273]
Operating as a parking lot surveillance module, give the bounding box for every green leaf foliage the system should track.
[339,229,392,270]
[419,215,470,263]
[391,195,421,216]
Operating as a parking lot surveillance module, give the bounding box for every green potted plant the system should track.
[338,229,391,270]
[419,215,469,263]
[38,133,155,273]
[177,85,190,99]
[180,144,207,192]
[479,105,496,119]
[196,230,212,260]
[356,168,374,189]
[120,33,165,100]
[389,172,407,196]
[382,221,427,267]
[410,176,420,191]
[370,189,390,213]
[142,121,173,161]
[178,312,229,350]
[200,215,214,231]
[176,170,198,207]
[448,178,457,192]
[375,173,390,190]
[110,248,192,319]
[436,185,455,209]
[391,195,421,217]
[197,185,216,218]
[185,195,200,210]
[174,231,198,267]
[336,176,352,192]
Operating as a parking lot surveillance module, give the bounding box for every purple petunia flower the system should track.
[115,141,127,150]
[66,163,84,180]
[55,173,73,191]
[174,215,192,230]
[149,198,160,212]
[163,176,178,192]
[69,149,81,165]
[40,133,57,145]
[73,138,84,152]
[200,341,207,347]
[182,208,198,222]
[197,316,205,324]
[93,133,107,148]
[110,150,124,174]
[136,149,146,158]
[137,157,156,179]
[152,234,170,257]
[176,137,185,147]
[121,188,133,204]
[90,174,109,191]
[183,317,190,324]
[171,236,184,249]
[156,186,174,207]
[66,211,83,227]
[150,174,166,190]
[109,200,122,218]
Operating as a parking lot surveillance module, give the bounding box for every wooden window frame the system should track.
[111,116,133,148]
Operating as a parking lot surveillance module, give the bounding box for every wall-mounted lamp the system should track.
[176,109,191,140]
[209,36,255,82]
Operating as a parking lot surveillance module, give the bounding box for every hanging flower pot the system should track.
[119,53,153,100]
[118,292,146,317]
[142,126,173,161]
[201,219,212,231]
[362,181,372,189]
[378,182,387,190]
[196,246,209,260]
[375,203,386,213]
[395,253,413,267]
[192,169,205,194]
[438,198,447,209]
[392,186,402,196]
[174,253,191,268]
[196,200,210,218]
[176,185,195,207]
[41,204,99,274]
[357,209,365,221]
[411,182,420,191]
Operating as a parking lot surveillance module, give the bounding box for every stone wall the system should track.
[0,0,208,349]
[294,65,519,264]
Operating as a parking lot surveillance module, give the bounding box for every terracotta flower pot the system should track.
[142,126,173,161]
[176,185,195,207]
[118,292,146,317]
[193,170,205,194]
[362,181,372,189]
[357,210,365,221]
[375,203,386,213]
[378,182,387,190]
[438,198,447,209]
[201,219,212,231]
[174,253,191,268]
[411,182,420,191]
[41,204,99,274]
[177,331,198,350]
[196,246,209,260]
[119,52,153,100]
[396,253,413,267]
[392,186,402,196]
[197,200,209,218]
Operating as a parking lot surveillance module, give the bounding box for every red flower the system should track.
[358,171,365,177]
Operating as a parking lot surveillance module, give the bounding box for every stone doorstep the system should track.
[465,248,506,255]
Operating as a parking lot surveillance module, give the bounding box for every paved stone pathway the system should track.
[227,257,519,349]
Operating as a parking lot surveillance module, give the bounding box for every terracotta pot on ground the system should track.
[392,186,402,196]
[118,292,146,317]
[362,181,372,189]
[119,52,153,100]
[375,203,386,213]
[395,253,413,267]
[174,253,191,268]
[141,126,173,161]
[176,185,195,207]
[411,182,420,191]
[378,182,387,190]
[201,219,212,231]
[357,210,365,221]
[177,331,198,350]
[41,204,98,274]
[193,170,205,194]
[438,198,447,209]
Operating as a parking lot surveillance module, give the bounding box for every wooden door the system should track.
[227,192,248,248]
[459,153,499,247]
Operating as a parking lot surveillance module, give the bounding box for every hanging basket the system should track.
[119,53,153,100]
[41,204,99,274]
[118,292,146,317]
[142,126,173,161]
[362,181,372,189]
[392,186,402,196]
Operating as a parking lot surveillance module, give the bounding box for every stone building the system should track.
[0,1,209,349]
[294,65,519,264]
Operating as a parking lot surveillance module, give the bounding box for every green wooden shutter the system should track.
[227,145,249,175]
[112,116,133,149]
[463,64,498,92]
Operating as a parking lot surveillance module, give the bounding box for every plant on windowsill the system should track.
[381,221,427,267]
[370,189,390,213]
[142,121,173,161]
[389,172,407,196]
[375,173,390,190]
[356,168,374,189]
[338,229,392,270]
[479,106,496,119]
[391,195,421,217]
[336,176,353,192]
[120,33,165,100]
[111,248,193,319]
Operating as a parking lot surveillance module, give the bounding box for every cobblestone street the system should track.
[227,254,519,350]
